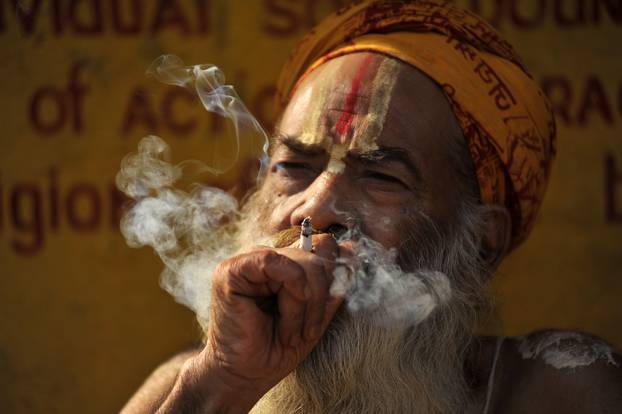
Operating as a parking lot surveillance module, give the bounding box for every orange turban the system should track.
[275,0,556,249]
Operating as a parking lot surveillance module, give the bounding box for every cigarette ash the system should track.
[299,217,313,251]
[331,231,452,326]
[518,331,618,370]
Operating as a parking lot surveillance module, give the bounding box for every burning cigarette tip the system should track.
[300,216,313,252]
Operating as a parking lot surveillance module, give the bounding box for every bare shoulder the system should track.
[493,330,622,413]
[120,345,203,414]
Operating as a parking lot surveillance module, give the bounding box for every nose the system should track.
[290,172,350,236]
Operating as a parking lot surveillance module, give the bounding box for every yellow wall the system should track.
[0,1,620,412]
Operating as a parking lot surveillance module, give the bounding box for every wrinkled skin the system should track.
[193,53,476,410]
[121,53,622,414]
[265,53,465,246]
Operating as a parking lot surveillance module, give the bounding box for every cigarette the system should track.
[300,217,313,252]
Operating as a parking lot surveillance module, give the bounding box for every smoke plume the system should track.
[117,55,452,331]
[331,233,451,326]
[117,54,269,328]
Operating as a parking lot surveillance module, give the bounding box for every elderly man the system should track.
[122,1,622,413]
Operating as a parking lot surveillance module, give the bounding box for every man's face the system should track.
[258,52,465,252]
[246,53,493,414]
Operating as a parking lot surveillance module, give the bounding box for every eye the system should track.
[364,171,407,187]
[275,161,309,172]
[275,161,306,169]
[273,161,317,180]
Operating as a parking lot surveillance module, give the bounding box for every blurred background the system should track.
[1,0,621,412]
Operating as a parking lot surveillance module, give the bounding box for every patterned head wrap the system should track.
[275,0,556,249]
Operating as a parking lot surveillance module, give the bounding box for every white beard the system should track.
[239,190,491,414]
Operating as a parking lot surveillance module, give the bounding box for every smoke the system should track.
[117,55,452,331]
[146,54,269,174]
[117,135,240,328]
[331,232,452,326]
[117,54,270,328]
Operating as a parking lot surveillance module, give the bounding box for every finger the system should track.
[326,286,346,319]
[274,247,327,343]
[311,233,339,262]
[314,262,350,339]
[302,257,329,342]
[282,234,339,341]
[321,288,346,334]
[284,232,338,259]
[277,288,306,348]
[262,251,308,301]
[219,249,307,301]
[305,234,339,340]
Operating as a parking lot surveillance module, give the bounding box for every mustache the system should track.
[271,226,305,248]
[271,224,350,248]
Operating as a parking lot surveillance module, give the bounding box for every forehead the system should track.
[278,52,460,162]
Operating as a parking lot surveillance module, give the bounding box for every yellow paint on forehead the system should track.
[349,58,400,152]
[292,55,401,174]
[297,58,345,149]
[326,144,347,174]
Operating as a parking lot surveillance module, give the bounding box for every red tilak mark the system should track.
[334,55,375,139]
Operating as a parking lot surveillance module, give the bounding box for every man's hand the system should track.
[156,233,344,413]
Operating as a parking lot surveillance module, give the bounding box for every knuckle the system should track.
[259,249,280,269]
[218,271,238,297]
[263,248,279,259]
[213,256,248,295]
[314,233,338,249]
[213,259,233,284]
[315,233,334,243]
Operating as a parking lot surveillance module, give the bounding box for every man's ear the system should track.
[480,205,512,275]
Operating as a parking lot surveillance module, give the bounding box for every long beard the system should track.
[237,191,491,414]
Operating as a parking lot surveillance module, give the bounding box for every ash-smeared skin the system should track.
[269,52,464,249]
[518,331,618,370]
[355,57,400,152]
[333,54,376,141]
[293,54,400,174]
